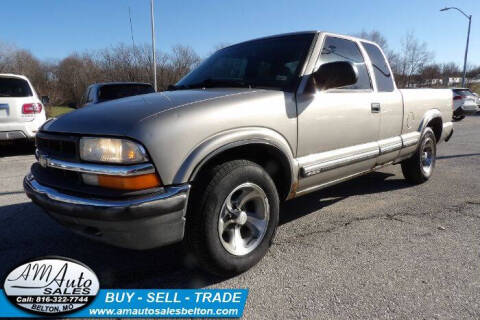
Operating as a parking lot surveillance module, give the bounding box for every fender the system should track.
[172,127,298,191]
[418,108,443,134]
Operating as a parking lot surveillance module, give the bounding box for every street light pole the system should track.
[462,16,472,88]
[150,0,157,92]
[440,7,472,87]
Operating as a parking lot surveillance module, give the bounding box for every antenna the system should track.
[128,6,136,51]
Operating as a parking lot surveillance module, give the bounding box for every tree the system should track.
[207,42,231,56]
[352,30,398,74]
[353,30,388,50]
[395,31,433,88]
[466,65,480,79]
[441,62,461,77]
[55,54,102,105]
[0,41,16,72]
[419,64,442,87]
[169,45,200,81]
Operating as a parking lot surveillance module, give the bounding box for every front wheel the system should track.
[401,127,437,184]
[185,160,280,276]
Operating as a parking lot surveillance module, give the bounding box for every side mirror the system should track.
[68,102,77,109]
[313,61,358,90]
[41,96,49,105]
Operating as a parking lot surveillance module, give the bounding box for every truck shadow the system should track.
[437,153,480,160]
[280,171,409,225]
[0,171,409,288]
[0,141,35,157]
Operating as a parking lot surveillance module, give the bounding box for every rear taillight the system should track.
[22,103,43,114]
[453,96,463,100]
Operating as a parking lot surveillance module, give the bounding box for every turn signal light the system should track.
[82,173,162,190]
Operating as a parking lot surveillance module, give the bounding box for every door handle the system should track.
[371,103,381,113]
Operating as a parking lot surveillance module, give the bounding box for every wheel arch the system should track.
[418,109,443,142]
[173,127,298,200]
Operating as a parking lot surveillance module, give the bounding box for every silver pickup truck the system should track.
[24,31,454,276]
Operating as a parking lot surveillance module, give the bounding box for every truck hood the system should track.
[42,88,253,136]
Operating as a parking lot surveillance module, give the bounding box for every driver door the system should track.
[296,35,380,193]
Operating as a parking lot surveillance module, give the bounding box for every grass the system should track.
[46,106,75,118]
[470,83,480,95]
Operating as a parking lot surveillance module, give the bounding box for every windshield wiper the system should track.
[169,78,254,90]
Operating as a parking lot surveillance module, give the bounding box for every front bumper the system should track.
[24,174,190,250]
[461,104,479,113]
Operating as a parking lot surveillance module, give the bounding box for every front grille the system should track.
[36,132,78,161]
[32,162,81,187]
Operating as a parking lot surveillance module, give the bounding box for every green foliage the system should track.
[470,83,480,95]
[46,106,74,118]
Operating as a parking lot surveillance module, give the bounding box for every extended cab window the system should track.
[319,37,371,90]
[0,77,32,97]
[362,42,395,92]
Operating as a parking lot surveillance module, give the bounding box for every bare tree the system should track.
[354,30,388,50]
[207,42,231,56]
[168,45,200,81]
[0,44,50,96]
[55,53,103,105]
[395,32,433,88]
[0,41,16,72]
[466,65,480,79]
[419,64,442,87]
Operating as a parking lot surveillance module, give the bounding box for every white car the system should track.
[452,88,479,121]
[0,74,46,141]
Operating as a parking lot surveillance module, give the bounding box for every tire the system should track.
[401,127,437,184]
[185,160,280,276]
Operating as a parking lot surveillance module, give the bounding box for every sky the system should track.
[1,0,479,66]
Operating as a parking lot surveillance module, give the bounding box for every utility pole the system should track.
[463,16,472,87]
[440,7,472,87]
[150,0,157,91]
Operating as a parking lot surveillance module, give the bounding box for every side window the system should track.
[319,37,371,90]
[362,42,395,92]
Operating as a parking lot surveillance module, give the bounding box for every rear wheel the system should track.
[401,127,436,184]
[185,160,279,276]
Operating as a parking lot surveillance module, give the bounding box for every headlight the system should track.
[79,137,149,164]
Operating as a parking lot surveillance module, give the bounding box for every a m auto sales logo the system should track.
[3,256,99,315]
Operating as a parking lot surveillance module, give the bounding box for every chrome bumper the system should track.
[24,174,190,250]
[441,121,454,143]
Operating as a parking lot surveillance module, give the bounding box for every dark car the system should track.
[79,82,155,107]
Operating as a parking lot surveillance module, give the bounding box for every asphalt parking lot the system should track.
[1,115,479,319]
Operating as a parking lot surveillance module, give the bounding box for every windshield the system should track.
[0,77,32,97]
[174,34,315,92]
[97,84,155,102]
